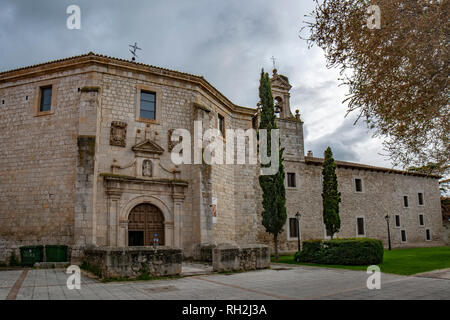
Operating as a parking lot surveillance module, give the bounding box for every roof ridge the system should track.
[0,52,203,79]
[304,156,441,179]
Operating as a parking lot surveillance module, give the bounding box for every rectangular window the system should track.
[289,218,298,238]
[39,86,52,112]
[418,193,424,206]
[419,214,424,227]
[355,179,363,192]
[426,229,431,241]
[287,173,296,188]
[395,215,401,228]
[218,114,225,136]
[140,91,156,120]
[403,196,409,208]
[401,230,407,242]
[357,217,365,236]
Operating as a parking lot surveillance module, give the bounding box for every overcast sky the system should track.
[0,0,393,167]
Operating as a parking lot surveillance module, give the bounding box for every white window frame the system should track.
[355,216,366,237]
[425,228,432,241]
[400,229,407,243]
[323,223,335,240]
[394,215,401,228]
[418,214,425,227]
[403,195,410,208]
[287,218,299,241]
[417,192,425,207]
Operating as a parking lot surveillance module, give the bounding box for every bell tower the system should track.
[270,69,294,119]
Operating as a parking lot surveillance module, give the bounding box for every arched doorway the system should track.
[128,203,165,246]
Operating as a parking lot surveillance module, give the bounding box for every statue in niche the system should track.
[142,160,153,177]
[168,129,183,152]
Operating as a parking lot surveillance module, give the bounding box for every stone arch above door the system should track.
[119,195,174,247]
[120,195,173,222]
[128,203,165,246]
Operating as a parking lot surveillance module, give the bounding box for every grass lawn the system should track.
[271,246,450,276]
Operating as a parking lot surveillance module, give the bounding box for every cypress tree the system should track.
[322,147,341,239]
[258,69,287,260]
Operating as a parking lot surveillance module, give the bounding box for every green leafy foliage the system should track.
[258,69,287,260]
[322,147,341,238]
[295,238,384,265]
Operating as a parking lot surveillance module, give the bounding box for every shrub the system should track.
[9,252,20,267]
[295,238,383,265]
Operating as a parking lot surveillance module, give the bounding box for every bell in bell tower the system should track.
[270,68,294,119]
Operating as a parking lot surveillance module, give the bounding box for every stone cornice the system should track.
[101,173,189,186]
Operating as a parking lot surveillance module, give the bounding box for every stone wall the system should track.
[83,247,182,278]
[259,160,444,253]
[0,68,92,262]
[212,244,270,272]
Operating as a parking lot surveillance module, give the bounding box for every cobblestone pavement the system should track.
[0,265,448,300]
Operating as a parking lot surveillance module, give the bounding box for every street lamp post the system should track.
[295,212,302,252]
[385,215,392,251]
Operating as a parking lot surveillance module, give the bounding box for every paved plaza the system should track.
[0,264,449,300]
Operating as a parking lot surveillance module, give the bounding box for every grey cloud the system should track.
[0,0,391,167]
[305,116,374,162]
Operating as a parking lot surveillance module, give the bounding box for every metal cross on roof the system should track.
[129,42,142,61]
[271,56,276,70]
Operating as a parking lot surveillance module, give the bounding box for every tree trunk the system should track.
[274,234,279,261]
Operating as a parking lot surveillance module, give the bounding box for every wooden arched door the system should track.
[128,203,165,246]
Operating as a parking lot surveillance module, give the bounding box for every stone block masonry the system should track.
[212,244,270,272]
[83,247,182,279]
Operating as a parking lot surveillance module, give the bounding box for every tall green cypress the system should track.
[258,69,287,260]
[322,147,341,239]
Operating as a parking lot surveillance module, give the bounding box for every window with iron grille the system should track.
[418,193,424,206]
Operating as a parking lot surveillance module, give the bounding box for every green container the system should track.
[45,245,68,262]
[20,246,44,266]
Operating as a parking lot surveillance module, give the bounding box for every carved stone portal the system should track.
[110,121,127,147]
[142,160,153,177]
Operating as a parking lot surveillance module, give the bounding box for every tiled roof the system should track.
[304,156,441,179]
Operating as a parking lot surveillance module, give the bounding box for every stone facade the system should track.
[0,53,444,264]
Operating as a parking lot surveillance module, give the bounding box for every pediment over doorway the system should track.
[132,139,165,155]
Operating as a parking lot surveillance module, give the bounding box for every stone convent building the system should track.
[0,53,444,262]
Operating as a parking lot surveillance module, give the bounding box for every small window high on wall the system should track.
[418,193,424,206]
[140,91,156,120]
[355,178,363,192]
[218,114,225,136]
[39,86,52,112]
